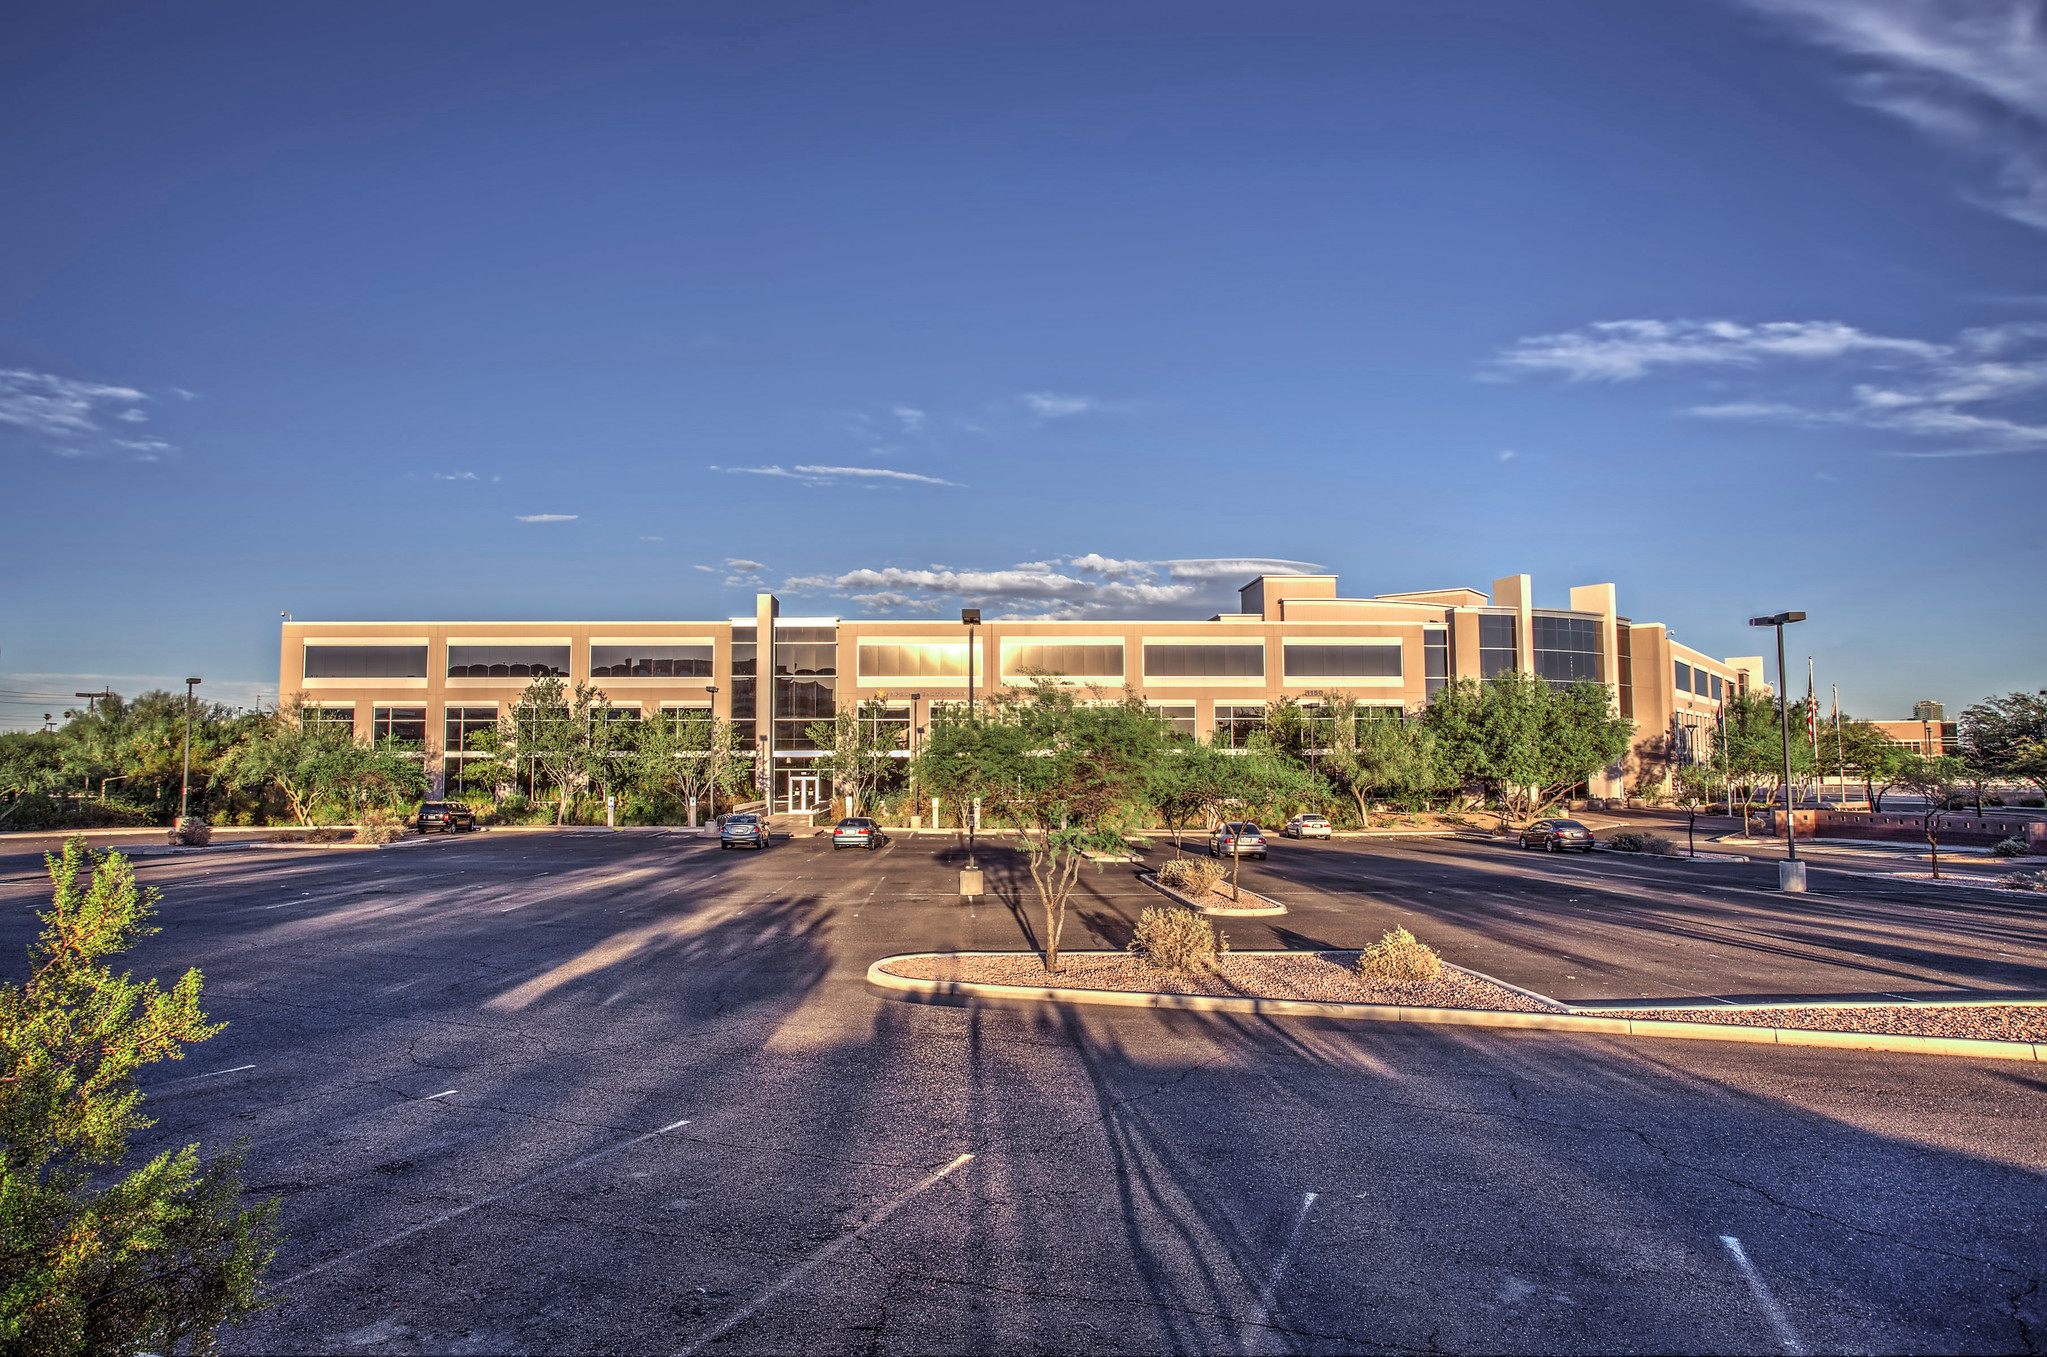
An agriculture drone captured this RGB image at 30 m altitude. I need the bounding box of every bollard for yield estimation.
[1778,860,1807,892]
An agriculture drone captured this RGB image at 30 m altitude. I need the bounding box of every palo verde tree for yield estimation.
[627,709,752,826]
[1895,754,1968,880]
[467,676,615,824]
[1821,717,1912,812]
[1315,694,1434,827]
[216,696,370,826]
[916,681,1169,974]
[1,838,278,1354]
[1959,690,2047,801]
[1423,673,1632,821]
[807,698,906,818]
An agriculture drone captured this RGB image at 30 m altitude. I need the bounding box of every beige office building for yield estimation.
[278,572,1765,810]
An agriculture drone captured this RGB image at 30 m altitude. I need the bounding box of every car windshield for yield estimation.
[1227,823,1262,834]
[838,819,871,829]
[1298,816,1326,822]
[1555,820,1587,831]
[727,815,756,825]
[420,803,448,812]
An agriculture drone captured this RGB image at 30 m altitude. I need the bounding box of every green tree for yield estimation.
[1423,674,1632,821]
[1145,739,1239,854]
[1,839,278,1353]
[1823,718,1912,812]
[469,676,615,824]
[1316,695,1432,828]
[807,698,906,818]
[215,697,358,826]
[1959,690,2047,799]
[626,711,751,825]
[1895,755,1968,879]
[915,682,1168,973]
[1717,690,1809,833]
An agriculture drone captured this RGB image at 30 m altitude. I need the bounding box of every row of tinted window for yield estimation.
[1674,661,1724,700]
[1281,644,1400,678]
[447,646,570,678]
[1143,644,1264,677]
[1478,615,1517,679]
[589,645,712,678]
[859,643,970,679]
[1004,643,1125,677]
[1533,617,1603,686]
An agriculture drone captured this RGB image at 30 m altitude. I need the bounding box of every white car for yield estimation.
[1282,814,1332,840]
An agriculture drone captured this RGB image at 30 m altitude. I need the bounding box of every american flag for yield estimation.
[1805,659,1817,751]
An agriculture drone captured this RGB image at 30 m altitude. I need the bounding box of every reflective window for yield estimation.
[1003,642,1124,677]
[1148,703,1197,736]
[1695,667,1712,696]
[1143,644,1264,677]
[372,706,427,744]
[1532,616,1601,690]
[304,645,428,679]
[1710,674,1723,701]
[446,646,569,678]
[1424,628,1449,698]
[858,643,969,679]
[444,706,496,752]
[590,645,712,678]
[305,705,354,732]
[1479,615,1517,678]
[1283,644,1400,678]
[1674,660,1692,694]
[1215,703,1266,748]
[775,643,837,677]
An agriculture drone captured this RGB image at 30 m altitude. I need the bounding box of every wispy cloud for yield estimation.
[0,368,169,461]
[514,513,579,522]
[1499,316,2047,456]
[1739,0,2047,230]
[433,471,481,481]
[725,558,766,572]
[892,406,927,432]
[780,554,1324,620]
[639,535,663,541]
[1020,391,1095,419]
[708,463,962,487]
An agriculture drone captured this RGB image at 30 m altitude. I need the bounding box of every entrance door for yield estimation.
[788,775,821,813]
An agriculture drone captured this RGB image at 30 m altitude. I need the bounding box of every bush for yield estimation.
[1642,834,1681,856]
[2002,870,2047,894]
[169,817,211,846]
[309,826,348,842]
[2022,798,2045,809]
[1358,927,1442,982]
[1607,831,1646,852]
[355,806,406,846]
[1994,837,2030,858]
[1157,856,1225,898]
[1127,905,1228,972]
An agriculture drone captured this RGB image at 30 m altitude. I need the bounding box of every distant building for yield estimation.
[278,572,1767,809]
[1875,705,1959,757]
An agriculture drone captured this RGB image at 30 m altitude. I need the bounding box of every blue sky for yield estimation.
[2,0,2042,728]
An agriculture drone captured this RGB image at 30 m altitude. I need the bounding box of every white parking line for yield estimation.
[422,1089,458,1101]
[1243,1191,1318,1348]
[149,1063,256,1088]
[275,1118,691,1287]
[675,1153,974,1356]
[1719,1235,1806,1355]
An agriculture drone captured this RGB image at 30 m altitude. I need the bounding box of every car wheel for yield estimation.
[1547,839,1559,852]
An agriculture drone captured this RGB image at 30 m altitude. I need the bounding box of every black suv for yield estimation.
[416,801,477,834]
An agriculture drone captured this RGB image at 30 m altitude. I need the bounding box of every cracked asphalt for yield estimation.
[2,830,2043,1355]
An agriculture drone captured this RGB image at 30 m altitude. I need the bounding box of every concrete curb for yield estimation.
[865,951,2045,1063]
[97,841,262,859]
[1832,868,2038,896]
[1137,871,1286,917]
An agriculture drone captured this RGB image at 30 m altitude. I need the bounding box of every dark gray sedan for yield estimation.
[719,813,772,850]
[1519,818,1594,852]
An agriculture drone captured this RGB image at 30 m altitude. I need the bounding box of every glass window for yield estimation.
[589,645,712,678]
[1215,703,1266,748]
[444,705,497,753]
[776,679,835,720]
[446,646,569,679]
[1002,642,1124,677]
[775,642,837,677]
[1695,667,1711,697]
[372,706,427,744]
[775,626,837,643]
[858,643,969,679]
[1142,644,1264,678]
[1424,627,1449,698]
[1148,703,1198,736]
[1479,615,1517,679]
[305,705,355,732]
[1617,622,1634,719]
[1282,644,1400,678]
[304,645,428,679]
[1674,661,1692,694]
[1531,615,1601,690]
[1710,673,1723,702]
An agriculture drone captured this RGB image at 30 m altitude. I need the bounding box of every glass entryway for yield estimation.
[784,774,822,813]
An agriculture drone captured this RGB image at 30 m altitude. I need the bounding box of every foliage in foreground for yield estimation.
[1127,906,1229,974]
[0,839,278,1355]
[1357,927,1443,983]
[1156,856,1225,897]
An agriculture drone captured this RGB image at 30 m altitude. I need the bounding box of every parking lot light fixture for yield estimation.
[1747,612,1805,868]
[962,609,980,871]
[181,677,202,820]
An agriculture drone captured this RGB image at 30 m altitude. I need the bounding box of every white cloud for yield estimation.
[514,513,578,522]
[640,535,663,541]
[779,555,1324,620]
[1020,391,1094,418]
[693,564,717,572]
[1504,316,2047,456]
[710,463,961,487]
[1740,0,2047,230]
[433,471,481,481]
[0,368,167,460]
[725,558,766,572]
[1497,449,1517,461]
[893,406,927,432]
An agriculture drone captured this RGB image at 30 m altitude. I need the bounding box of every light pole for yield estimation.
[962,609,980,870]
[1747,613,1804,885]
[180,676,203,820]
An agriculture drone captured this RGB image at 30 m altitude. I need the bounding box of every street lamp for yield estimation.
[180,676,203,820]
[1747,613,1805,887]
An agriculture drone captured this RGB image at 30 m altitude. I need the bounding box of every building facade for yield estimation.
[277,572,1766,810]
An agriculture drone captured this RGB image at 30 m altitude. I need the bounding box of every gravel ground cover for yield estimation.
[1140,872,1283,912]
[880,950,1561,1012]
[1599,1002,2047,1042]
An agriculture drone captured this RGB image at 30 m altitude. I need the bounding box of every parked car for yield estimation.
[1282,814,1332,840]
[831,817,890,851]
[1208,821,1268,860]
[415,801,476,834]
[720,813,772,850]
[1519,818,1594,852]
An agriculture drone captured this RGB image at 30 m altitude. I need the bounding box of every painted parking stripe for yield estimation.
[675,1153,975,1356]
[276,1118,691,1287]
[1243,1191,1318,1349]
[148,1063,256,1089]
[1719,1235,1807,1355]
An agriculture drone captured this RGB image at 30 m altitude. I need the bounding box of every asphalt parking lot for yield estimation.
[2,831,2043,1354]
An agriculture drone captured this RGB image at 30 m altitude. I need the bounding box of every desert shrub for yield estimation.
[355,806,406,846]
[1357,926,1442,982]
[309,826,348,842]
[1993,837,2030,858]
[1127,905,1228,972]
[170,817,211,847]
[1607,831,1646,853]
[1642,834,1680,856]
[1157,856,1225,897]
[267,830,304,843]
[2001,870,2047,893]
